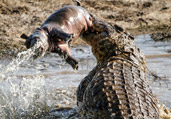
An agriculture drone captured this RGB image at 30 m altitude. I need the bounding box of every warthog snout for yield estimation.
[25,37,38,49]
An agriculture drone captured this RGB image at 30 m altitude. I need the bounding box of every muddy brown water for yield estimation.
[0,34,170,118]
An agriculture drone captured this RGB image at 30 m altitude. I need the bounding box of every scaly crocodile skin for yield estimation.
[77,16,159,119]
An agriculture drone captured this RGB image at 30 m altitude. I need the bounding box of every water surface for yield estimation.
[0,34,170,118]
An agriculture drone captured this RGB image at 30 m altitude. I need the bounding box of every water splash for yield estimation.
[0,42,43,80]
[0,75,46,119]
[0,42,79,119]
[0,42,48,119]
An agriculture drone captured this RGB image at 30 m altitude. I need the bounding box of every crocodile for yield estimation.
[76,16,159,119]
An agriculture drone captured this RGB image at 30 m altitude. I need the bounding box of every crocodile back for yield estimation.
[77,17,159,119]
[80,58,159,119]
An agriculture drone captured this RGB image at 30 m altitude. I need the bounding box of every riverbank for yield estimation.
[0,0,170,57]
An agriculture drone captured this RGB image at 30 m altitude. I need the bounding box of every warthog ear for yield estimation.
[20,33,29,40]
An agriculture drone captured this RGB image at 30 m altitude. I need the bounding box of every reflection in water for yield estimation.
[0,35,170,118]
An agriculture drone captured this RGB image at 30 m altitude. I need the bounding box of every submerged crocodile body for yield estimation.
[76,17,159,119]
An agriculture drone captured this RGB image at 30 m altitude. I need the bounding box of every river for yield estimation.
[0,34,170,118]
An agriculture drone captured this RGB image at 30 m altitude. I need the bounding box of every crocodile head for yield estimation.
[82,24,146,71]
[82,30,120,63]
